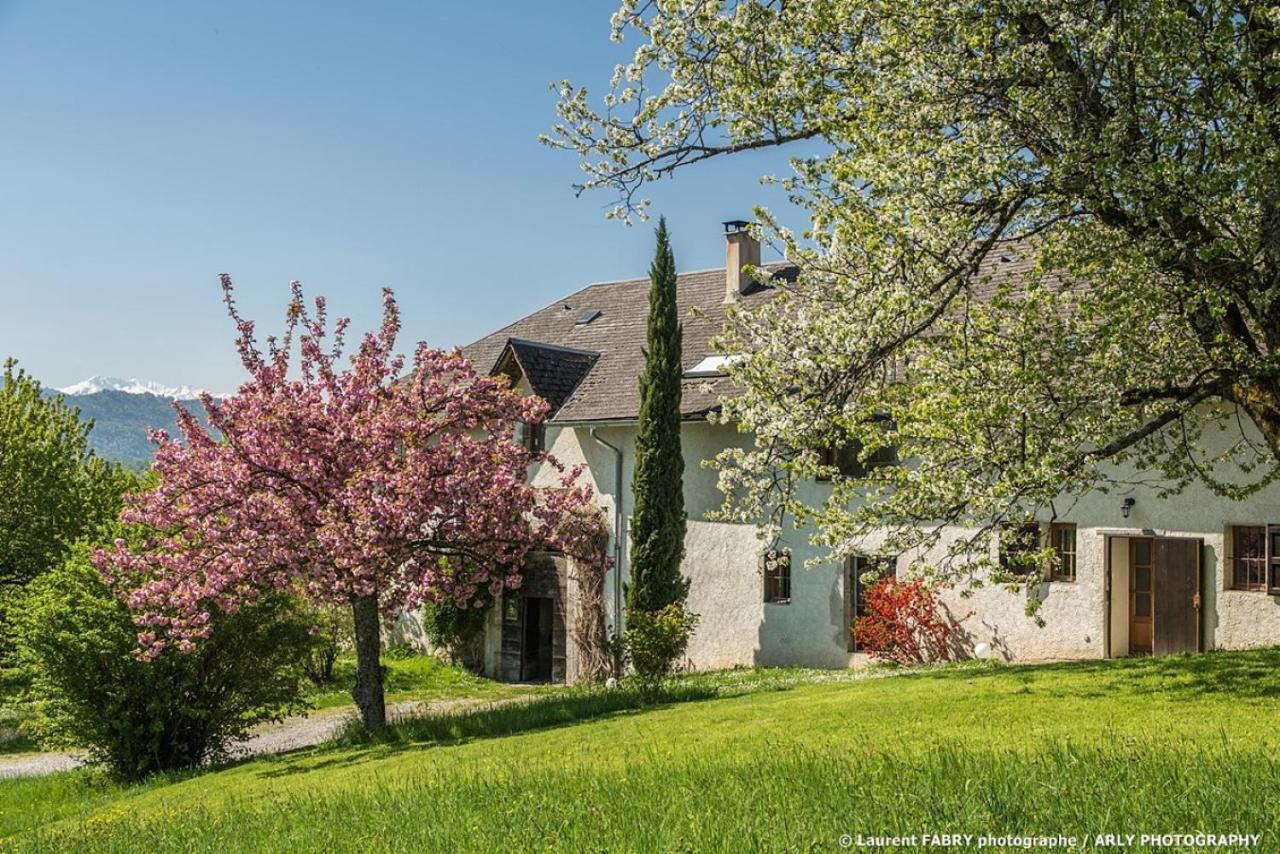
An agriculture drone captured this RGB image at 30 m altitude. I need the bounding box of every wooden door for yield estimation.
[1153,537,1201,655]
[1129,538,1154,655]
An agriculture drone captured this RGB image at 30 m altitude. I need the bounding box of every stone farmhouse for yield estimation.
[457,223,1280,682]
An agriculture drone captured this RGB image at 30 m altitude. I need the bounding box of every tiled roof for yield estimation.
[463,244,1041,424]
[494,338,600,416]
[463,263,796,423]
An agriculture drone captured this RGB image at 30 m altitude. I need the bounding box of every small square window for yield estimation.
[816,441,899,481]
[518,421,546,455]
[763,547,792,604]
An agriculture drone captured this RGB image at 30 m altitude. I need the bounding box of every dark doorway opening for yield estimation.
[496,554,568,683]
[520,596,554,682]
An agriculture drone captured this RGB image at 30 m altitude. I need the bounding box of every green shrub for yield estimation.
[296,602,352,685]
[418,599,488,671]
[17,545,316,780]
[625,603,698,691]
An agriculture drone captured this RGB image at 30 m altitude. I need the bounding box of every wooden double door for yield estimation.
[1128,537,1201,656]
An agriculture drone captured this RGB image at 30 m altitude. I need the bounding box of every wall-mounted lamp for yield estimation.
[1121,498,1135,519]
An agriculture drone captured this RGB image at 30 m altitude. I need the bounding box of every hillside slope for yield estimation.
[5,651,1280,851]
[43,389,212,465]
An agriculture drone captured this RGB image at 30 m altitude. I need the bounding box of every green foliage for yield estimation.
[627,217,689,615]
[294,602,351,686]
[418,601,488,649]
[16,545,316,781]
[550,1,1280,594]
[418,599,489,669]
[624,602,698,690]
[0,360,132,588]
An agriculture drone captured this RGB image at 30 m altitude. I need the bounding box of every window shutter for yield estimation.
[1223,525,1234,591]
[850,559,862,652]
[851,560,862,615]
[1041,523,1052,583]
[1268,525,1280,595]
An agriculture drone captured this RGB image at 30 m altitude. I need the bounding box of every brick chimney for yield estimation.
[723,220,760,303]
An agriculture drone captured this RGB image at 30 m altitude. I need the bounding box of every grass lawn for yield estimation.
[305,649,532,711]
[4,650,1280,851]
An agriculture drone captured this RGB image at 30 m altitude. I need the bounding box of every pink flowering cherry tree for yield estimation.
[96,277,604,729]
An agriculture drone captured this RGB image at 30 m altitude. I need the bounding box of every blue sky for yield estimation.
[0,1,799,393]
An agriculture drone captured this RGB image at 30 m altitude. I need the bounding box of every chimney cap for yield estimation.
[722,219,751,234]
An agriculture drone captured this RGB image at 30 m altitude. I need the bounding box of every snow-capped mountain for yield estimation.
[42,379,219,465]
[58,376,211,400]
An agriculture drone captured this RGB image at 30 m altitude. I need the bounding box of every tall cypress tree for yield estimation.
[627,217,689,614]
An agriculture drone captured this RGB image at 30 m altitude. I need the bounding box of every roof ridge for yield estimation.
[507,337,602,358]
[581,259,796,288]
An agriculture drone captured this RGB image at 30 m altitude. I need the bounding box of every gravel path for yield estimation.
[0,696,498,780]
[0,751,80,779]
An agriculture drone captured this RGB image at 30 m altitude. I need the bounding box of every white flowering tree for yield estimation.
[546,1,1280,584]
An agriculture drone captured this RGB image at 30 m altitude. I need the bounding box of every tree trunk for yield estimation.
[350,594,386,730]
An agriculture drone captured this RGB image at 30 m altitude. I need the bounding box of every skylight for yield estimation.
[576,308,602,325]
[684,355,743,378]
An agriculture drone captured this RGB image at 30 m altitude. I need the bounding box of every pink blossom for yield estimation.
[95,278,608,651]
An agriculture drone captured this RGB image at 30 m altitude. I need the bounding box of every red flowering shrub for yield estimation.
[853,577,956,665]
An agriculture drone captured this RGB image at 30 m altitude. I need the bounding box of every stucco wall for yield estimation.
[931,552,1106,661]
[919,504,1280,660]
[1214,590,1280,649]
[538,421,861,670]
[532,415,1280,671]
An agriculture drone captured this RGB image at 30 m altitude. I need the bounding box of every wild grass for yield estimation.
[0,771,132,839]
[17,741,1279,852]
[5,649,1280,851]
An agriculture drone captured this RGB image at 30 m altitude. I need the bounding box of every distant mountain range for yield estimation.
[46,378,220,466]
[57,375,215,400]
